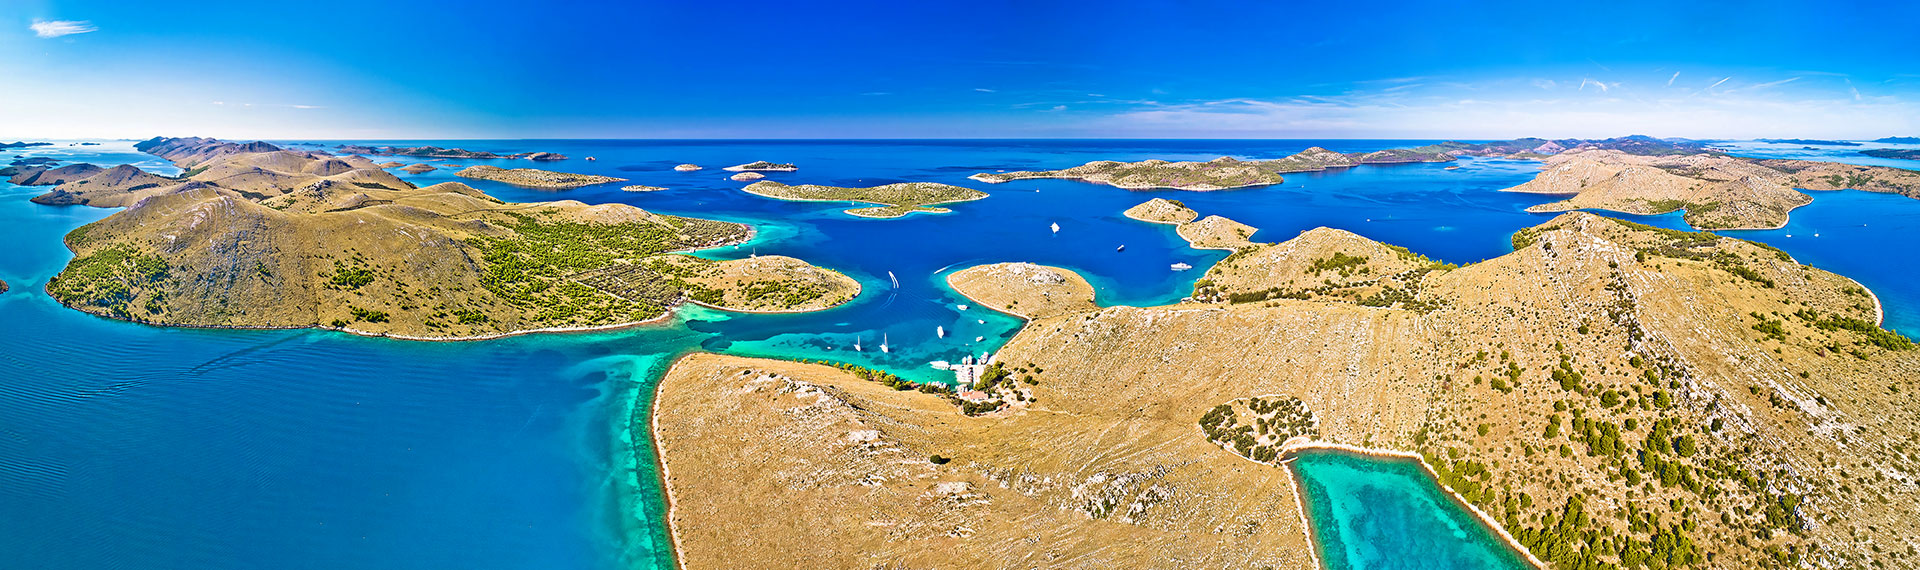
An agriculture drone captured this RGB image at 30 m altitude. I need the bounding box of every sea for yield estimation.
[2,138,1916,569]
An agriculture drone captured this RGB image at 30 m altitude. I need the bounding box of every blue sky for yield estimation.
[5,0,1918,139]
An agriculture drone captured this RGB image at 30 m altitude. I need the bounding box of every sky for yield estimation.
[4,0,1919,140]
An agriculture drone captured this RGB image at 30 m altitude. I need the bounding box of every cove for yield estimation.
[1286,448,1536,570]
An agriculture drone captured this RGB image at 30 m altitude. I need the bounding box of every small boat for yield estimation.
[888,271,900,288]
[1116,244,1126,252]
[1050,222,1060,234]
[854,335,863,352]
[1171,262,1193,271]
[880,334,890,353]
[974,336,984,342]
[976,319,984,324]
[956,304,969,311]
[937,326,946,338]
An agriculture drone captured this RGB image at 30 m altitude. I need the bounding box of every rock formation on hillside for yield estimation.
[654,212,1919,569]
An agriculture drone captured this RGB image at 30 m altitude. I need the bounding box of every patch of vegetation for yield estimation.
[1199,396,1317,463]
[1307,252,1368,276]
[47,244,171,318]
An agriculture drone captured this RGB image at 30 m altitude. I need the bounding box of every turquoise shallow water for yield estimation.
[2,139,1916,569]
[1287,449,1533,570]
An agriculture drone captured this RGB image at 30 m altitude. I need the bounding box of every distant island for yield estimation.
[1872,136,1920,144]
[740,180,987,218]
[1861,149,1920,160]
[621,184,667,192]
[399,163,436,173]
[1757,138,1861,146]
[966,137,1717,191]
[653,211,1912,569]
[724,161,798,172]
[0,141,51,150]
[673,164,702,172]
[1502,148,1920,229]
[455,165,625,189]
[37,136,857,339]
[337,145,568,161]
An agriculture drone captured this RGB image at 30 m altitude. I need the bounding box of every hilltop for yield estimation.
[653,212,1920,569]
[1502,149,1920,229]
[945,262,1096,319]
[41,137,855,339]
[740,180,987,218]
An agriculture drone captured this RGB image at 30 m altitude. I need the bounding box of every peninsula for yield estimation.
[654,212,1919,569]
[455,165,625,189]
[740,180,987,218]
[40,137,856,339]
[1861,149,1920,160]
[1502,148,1920,229]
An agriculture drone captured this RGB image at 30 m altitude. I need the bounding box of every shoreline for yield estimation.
[649,353,692,570]
[1274,441,1548,570]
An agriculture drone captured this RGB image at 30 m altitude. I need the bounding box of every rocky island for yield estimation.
[723,161,797,172]
[40,137,856,339]
[945,262,1096,319]
[654,212,1920,569]
[740,180,987,218]
[455,165,625,189]
[1502,149,1920,229]
[621,184,666,192]
[1120,197,1198,224]
[399,163,436,174]
[673,164,702,172]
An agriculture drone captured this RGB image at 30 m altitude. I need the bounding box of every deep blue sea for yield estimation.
[2,139,1916,569]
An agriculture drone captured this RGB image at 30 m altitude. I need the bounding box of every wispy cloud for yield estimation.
[1532,79,1557,90]
[1727,76,1801,92]
[974,88,997,93]
[1667,72,1680,86]
[1707,77,1732,90]
[31,19,97,38]
[1578,78,1614,93]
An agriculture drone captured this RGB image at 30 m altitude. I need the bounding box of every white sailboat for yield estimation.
[880,334,890,353]
[937,326,946,338]
[1050,222,1060,234]
[854,335,863,352]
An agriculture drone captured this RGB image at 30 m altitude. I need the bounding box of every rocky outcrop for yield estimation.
[723,161,797,172]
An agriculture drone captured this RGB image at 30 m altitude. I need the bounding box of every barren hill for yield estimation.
[655,212,1920,569]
